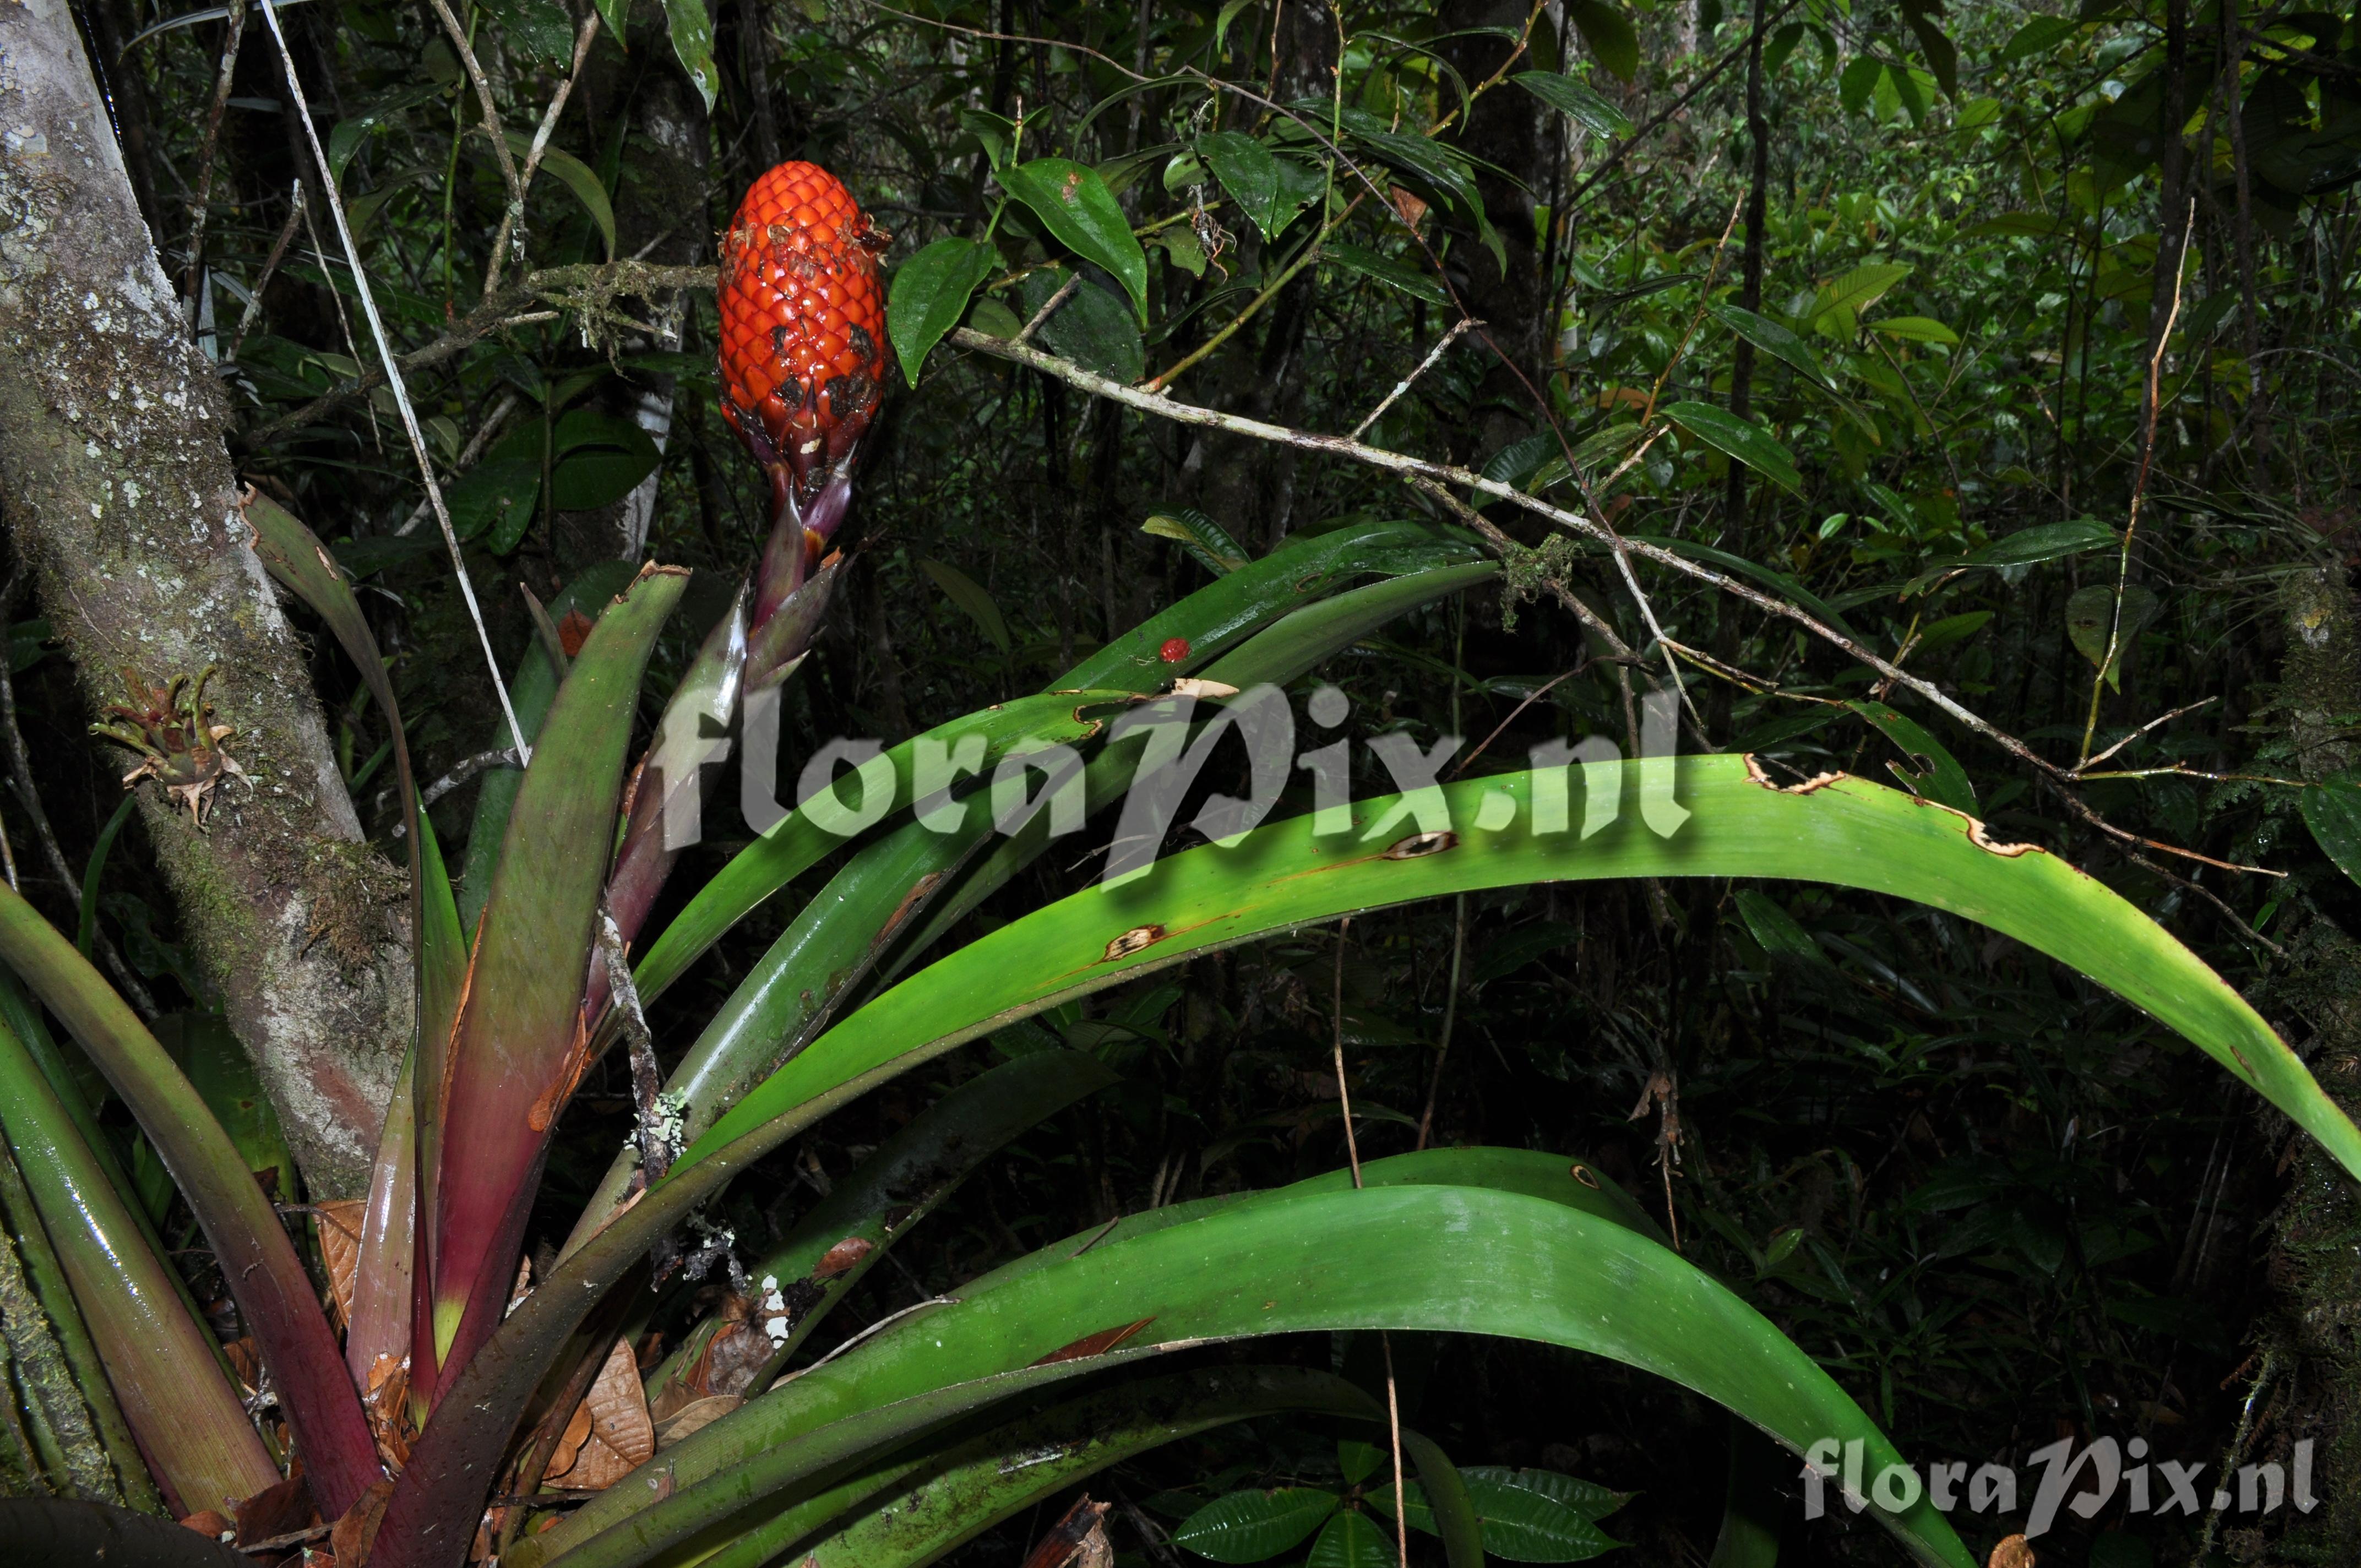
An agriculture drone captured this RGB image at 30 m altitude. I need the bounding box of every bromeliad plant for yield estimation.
[6,165,2361,1568]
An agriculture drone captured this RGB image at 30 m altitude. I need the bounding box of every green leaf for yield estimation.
[2065,583,2159,690]
[1325,243,1450,305]
[1176,1488,1342,1561]
[173,1014,297,1205]
[1197,132,1293,241]
[1704,301,1838,392]
[1838,55,1885,116]
[1974,518,2117,567]
[2302,775,2361,890]
[918,557,1013,653]
[1660,402,1803,493]
[593,0,630,42]
[1020,268,1145,382]
[1811,262,1913,323]
[1511,70,1633,137]
[662,0,719,109]
[888,238,1000,385]
[1339,1440,1384,1487]
[643,1051,1120,1405]
[1845,700,1975,813]
[503,132,614,260]
[0,1014,267,1511]
[1565,0,1639,80]
[1869,315,1960,345]
[1401,1433,1488,1568]
[428,565,687,1379]
[482,0,572,66]
[1143,508,1250,574]
[997,159,1150,321]
[444,454,541,545]
[1459,1471,1624,1562]
[1900,0,1957,98]
[0,885,381,1515]
[1999,14,2080,62]
[1307,1509,1396,1568]
[326,82,447,184]
[547,409,661,511]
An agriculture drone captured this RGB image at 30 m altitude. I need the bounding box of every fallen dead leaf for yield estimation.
[545,1335,655,1491]
[235,1470,314,1546]
[1988,1537,2034,1568]
[1022,1495,1113,1568]
[179,1509,233,1540]
[653,1393,744,1447]
[330,1478,395,1567]
[314,1199,366,1330]
[813,1236,874,1280]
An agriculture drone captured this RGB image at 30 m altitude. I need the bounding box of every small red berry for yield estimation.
[1159,636,1191,665]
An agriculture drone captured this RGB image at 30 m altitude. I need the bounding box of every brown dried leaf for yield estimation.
[1030,1317,1155,1366]
[235,1471,314,1546]
[361,1353,415,1471]
[314,1199,366,1331]
[1987,1538,2035,1568]
[180,1510,234,1540]
[545,1336,654,1490]
[812,1235,874,1280]
[557,609,595,657]
[1022,1496,1112,1568]
[330,1478,395,1567]
[654,1393,744,1447]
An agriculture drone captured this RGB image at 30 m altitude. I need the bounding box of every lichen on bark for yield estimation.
[0,0,408,1194]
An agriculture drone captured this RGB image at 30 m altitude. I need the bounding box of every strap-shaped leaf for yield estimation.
[0,886,378,1515]
[642,1050,1118,1403]
[428,564,687,1390]
[0,1015,276,1513]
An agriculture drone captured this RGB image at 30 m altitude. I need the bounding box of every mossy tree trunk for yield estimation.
[0,0,407,1195]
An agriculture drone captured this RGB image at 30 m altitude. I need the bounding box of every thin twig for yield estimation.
[1145,192,1366,391]
[1415,895,1466,1151]
[181,0,249,301]
[1564,0,1806,211]
[1350,319,1481,440]
[226,182,307,363]
[258,0,534,764]
[1014,274,1080,344]
[961,329,2277,879]
[423,0,526,230]
[482,14,604,300]
[391,747,521,826]
[2081,198,2197,765]
[2075,698,2218,774]
[1331,917,1362,1181]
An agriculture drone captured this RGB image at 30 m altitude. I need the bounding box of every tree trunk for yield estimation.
[0,0,407,1195]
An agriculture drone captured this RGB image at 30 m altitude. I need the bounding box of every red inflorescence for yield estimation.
[718,162,891,508]
[1159,636,1192,664]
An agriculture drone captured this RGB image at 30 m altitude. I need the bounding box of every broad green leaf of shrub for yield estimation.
[1326,243,1449,304]
[1565,0,1638,79]
[888,237,999,385]
[2302,775,2361,890]
[444,455,540,546]
[501,133,614,260]
[918,558,1011,654]
[997,159,1149,320]
[1307,1509,1396,1568]
[1846,699,1976,813]
[1870,315,1960,345]
[1174,1488,1340,1561]
[663,0,719,109]
[1512,70,1633,137]
[2065,583,2159,690]
[1020,268,1144,382]
[1661,402,1803,493]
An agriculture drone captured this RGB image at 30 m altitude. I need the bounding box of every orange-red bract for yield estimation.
[717,162,890,510]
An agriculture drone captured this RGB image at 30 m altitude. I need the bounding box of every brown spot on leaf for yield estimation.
[1030,1316,1156,1365]
[1569,1163,1601,1189]
[558,609,595,657]
[1103,924,1166,962]
[1384,829,1457,859]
